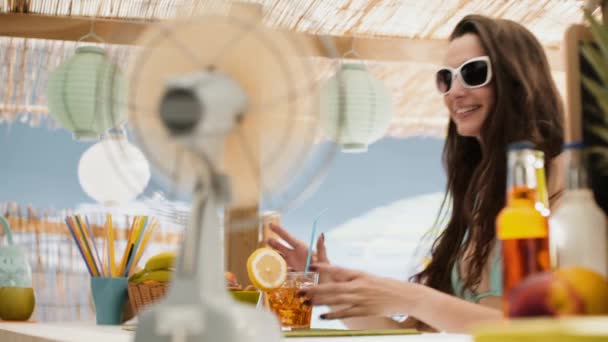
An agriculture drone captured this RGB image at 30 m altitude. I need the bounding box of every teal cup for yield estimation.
[91,277,128,325]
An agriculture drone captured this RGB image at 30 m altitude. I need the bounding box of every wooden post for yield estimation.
[223,2,264,287]
[224,206,260,286]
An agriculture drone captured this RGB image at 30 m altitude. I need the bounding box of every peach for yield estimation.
[509,267,608,318]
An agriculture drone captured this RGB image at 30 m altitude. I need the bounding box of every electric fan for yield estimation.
[102,10,340,342]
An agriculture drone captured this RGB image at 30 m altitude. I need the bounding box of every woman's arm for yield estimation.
[265,225,501,331]
[406,283,502,333]
[302,265,502,333]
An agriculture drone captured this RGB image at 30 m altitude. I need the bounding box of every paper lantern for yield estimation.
[78,132,151,205]
[47,46,126,140]
[320,63,394,153]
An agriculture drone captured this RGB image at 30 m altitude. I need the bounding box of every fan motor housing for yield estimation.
[159,71,248,138]
[160,87,204,135]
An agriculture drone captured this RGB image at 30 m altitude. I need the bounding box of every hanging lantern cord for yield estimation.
[342,48,361,59]
[342,37,362,60]
[341,38,369,72]
[78,19,105,44]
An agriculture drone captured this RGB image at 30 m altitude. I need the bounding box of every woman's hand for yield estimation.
[298,264,420,320]
[266,223,330,273]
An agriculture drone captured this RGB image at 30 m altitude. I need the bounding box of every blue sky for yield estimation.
[0,122,446,240]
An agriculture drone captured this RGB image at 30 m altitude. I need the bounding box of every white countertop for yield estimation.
[0,322,473,342]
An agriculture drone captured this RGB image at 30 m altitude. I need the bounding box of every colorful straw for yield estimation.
[75,215,100,277]
[118,216,139,276]
[124,216,148,276]
[64,214,157,278]
[65,217,94,277]
[107,214,116,277]
[85,216,104,276]
[130,219,158,275]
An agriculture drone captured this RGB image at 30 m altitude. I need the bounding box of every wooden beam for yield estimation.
[0,13,564,70]
[0,13,149,45]
[308,35,448,64]
[307,34,564,71]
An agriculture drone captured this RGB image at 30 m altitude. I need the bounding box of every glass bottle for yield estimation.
[496,142,551,315]
[549,142,607,277]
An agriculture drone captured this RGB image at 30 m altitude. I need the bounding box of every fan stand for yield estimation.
[133,71,282,342]
[134,178,282,342]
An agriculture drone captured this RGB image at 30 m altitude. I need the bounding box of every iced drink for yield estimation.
[267,272,318,330]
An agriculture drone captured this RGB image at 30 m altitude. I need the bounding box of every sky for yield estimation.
[0,121,446,241]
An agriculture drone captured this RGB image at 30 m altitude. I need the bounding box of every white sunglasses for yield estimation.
[436,56,493,95]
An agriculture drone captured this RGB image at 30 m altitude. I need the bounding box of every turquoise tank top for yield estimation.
[451,241,503,303]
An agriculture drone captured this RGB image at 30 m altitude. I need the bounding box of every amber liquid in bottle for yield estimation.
[497,186,551,315]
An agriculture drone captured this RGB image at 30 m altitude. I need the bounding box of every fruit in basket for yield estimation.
[129,252,176,284]
[129,269,145,283]
[0,287,35,321]
[144,252,177,272]
[246,247,287,291]
[131,270,172,284]
[509,266,608,317]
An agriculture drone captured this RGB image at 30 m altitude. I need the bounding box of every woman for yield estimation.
[267,14,564,333]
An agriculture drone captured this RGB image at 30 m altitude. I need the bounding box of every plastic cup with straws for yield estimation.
[64,214,158,325]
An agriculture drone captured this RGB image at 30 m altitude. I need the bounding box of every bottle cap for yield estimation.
[564,141,585,150]
[507,141,535,151]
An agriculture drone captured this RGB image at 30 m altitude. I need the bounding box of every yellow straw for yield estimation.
[102,220,108,276]
[130,219,158,276]
[107,214,116,277]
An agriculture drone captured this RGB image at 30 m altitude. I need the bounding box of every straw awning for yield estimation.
[0,0,587,137]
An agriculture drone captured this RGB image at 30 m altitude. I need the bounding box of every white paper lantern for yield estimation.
[47,46,126,140]
[320,63,394,153]
[78,132,151,205]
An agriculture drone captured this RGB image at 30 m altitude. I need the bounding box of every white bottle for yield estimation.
[550,142,608,277]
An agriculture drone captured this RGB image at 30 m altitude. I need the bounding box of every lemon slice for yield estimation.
[247,247,287,291]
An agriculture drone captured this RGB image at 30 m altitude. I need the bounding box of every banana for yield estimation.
[132,270,172,284]
[129,269,146,283]
[144,252,177,272]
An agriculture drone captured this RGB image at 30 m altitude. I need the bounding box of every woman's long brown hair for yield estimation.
[413,15,564,297]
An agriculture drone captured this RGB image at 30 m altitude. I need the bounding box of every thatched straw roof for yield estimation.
[0,0,589,137]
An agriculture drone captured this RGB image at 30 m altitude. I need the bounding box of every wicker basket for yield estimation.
[128,282,170,316]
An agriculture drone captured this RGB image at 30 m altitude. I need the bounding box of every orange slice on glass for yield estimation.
[246,247,287,291]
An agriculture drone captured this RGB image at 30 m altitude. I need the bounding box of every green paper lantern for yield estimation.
[47,46,127,140]
[320,63,394,153]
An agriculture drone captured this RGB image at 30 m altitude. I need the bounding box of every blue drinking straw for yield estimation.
[65,218,94,277]
[305,208,329,274]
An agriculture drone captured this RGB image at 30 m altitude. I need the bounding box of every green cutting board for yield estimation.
[284,328,419,338]
[123,325,419,337]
